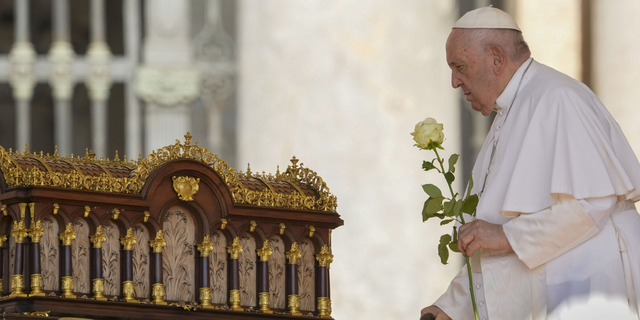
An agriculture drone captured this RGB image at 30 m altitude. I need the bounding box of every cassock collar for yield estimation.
[494,57,535,112]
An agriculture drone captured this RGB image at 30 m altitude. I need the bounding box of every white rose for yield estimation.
[411,117,444,150]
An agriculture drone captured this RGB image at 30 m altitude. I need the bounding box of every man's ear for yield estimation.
[490,45,506,74]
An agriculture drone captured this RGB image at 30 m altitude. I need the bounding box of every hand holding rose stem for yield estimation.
[412,118,479,320]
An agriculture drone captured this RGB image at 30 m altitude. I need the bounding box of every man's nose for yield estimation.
[451,76,462,89]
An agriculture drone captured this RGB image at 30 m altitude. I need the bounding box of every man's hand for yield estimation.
[458,219,512,257]
[421,306,451,320]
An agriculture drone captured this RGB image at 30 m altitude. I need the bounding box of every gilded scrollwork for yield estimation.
[162,208,195,302]
[0,134,337,212]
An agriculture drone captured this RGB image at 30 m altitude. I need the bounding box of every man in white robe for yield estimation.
[421,7,640,320]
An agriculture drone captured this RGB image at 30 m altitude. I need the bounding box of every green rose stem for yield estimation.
[433,148,480,320]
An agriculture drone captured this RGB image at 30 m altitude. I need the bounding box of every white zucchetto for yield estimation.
[454,6,521,31]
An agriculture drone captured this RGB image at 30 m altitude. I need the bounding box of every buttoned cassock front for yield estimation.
[432,58,640,320]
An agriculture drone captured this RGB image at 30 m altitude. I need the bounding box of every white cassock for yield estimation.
[433,58,640,320]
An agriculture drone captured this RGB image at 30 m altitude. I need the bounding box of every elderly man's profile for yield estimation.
[421,6,640,320]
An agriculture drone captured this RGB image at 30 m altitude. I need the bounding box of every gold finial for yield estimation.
[290,156,299,168]
[123,154,127,163]
[246,163,252,177]
[249,221,257,233]
[53,203,59,215]
[29,220,44,243]
[185,132,192,145]
[1,205,7,216]
[112,208,120,220]
[286,242,302,265]
[197,235,214,257]
[29,202,34,220]
[220,219,227,230]
[308,226,315,238]
[53,146,60,159]
[143,211,150,222]
[315,244,334,268]
[227,237,243,259]
[257,240,273,262]
[120,228,136,251]
[84,206,91,217]
[90,225,107,249]
[138,153,142,162]
[59,223,75,246]
[150,230,166,253]
[276,165,281,176]
[113,151,121,164]
[19,203,26,220]
[279,223,286,235]
[23,144,29,156]
[0,235,7,247]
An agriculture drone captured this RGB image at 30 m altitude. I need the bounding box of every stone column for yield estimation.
[149,230,167,305]
[197,235,214,308]
[256,240,273,314]
[120,228,138,303]
[226,237,243,311]
[59,222,76,298]
[90,225,107,300]
[315,244,333,318]
[286,242,302,316]
[28,202,45,296]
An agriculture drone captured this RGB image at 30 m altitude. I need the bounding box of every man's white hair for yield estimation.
[467,28,531,62]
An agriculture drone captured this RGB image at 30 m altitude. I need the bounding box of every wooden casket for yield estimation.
[0,133,343,319]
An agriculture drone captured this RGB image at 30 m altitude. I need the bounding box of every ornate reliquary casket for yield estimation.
[0,133,343,319]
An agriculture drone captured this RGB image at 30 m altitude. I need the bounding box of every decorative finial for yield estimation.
[123,155,127,163]
[290,156,299,168]
[53,146,60,159]
[246,163,252,177]
[113,151,121,164]
[23,144,29,156]
[185,132,192,145]
[138,153,142,161]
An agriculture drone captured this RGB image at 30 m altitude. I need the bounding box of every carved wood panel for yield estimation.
[268,236,285,309]
[133,224,150,299]
[40,217,59,291]
[72,219,90,294]
[298,239,315,311]
[102,221,120,296]
[238,234,256,307]
[162,207,195,302]
[209,231,227,304]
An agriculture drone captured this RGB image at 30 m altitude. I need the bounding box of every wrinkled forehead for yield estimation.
[446,29,479,60]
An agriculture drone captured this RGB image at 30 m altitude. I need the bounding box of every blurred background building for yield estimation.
[0,0,638,319]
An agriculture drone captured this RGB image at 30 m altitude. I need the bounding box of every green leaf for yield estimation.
[462,194,479,214]
[445,172,455,184]
[440,219,454,226]
[422,161,437,172]
[433,213,445,219]
[438,234,452,264]
[453,200,463,217]
[422,199,431,222]
[422,197,444,221]
[422,184,442,199]
[449,227,460,252]
[467,174,474,197]
[443,200,454,215]
[448,154,459,173]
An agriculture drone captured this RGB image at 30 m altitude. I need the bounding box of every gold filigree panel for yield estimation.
[298,239,315,311]
[268,237,285,309]
[238,234,256,307]
[72,219,90,293]
[133,224,150,299]
[102,222,120,296]
[40,217,59,291]
[162,207,195,302]
[209,231,227,304]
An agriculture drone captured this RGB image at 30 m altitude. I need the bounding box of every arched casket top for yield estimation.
[0,133,338,213]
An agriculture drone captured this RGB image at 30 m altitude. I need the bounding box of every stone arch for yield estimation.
[209,230,227,304]
[268,235,286,309]
[162,206,196,302]
[71,218,91,294]
[132,223,150,299]
[102,220,121,296]
[238,233,257,307]
[298,238,315,311]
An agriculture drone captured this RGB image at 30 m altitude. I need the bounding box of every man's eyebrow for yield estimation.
[448,60,462,67]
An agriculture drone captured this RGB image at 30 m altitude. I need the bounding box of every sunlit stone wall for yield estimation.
[237,1,460,319]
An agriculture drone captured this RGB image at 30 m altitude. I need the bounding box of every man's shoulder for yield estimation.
[529,63,592,97]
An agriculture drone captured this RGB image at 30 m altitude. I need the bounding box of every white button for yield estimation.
[476,284,481,289]
[496,125,501,131]
[479,301,485,307]
[486,169,490,174]
[499,111,503,116]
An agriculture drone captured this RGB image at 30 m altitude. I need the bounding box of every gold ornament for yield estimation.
[279,223,286,235]
[30,274,45,296]
[316,244,334,268]
[286,242,302,265]
[259,292,273,314]
[112,208,120,220]
[317,297,331,318]
[249,221,257,232]
[59,223,75,246]
[257,240,273,262]
[227,237,243,260]
[220,219,227,230]
[143,210,150,222]
[150,230,166,253]
[0,234,7,247]
[308,225,315,238]
[172,176,200,201]
[288,294,302,316]
[92,278,107,301]
[53,203,59,215]
[84,205,90,217]
[1,204,6,215]
[29,220,44,243]
[10,274,26,297]
[199,287,214,309]
[120,228,136,251]
[151,283,167,305]
[11,220,28,244]
[90,225,106,248]
[197,235,214,257]
[61,276,76,298]
[122,280,139,303]
[229,289,242,311]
